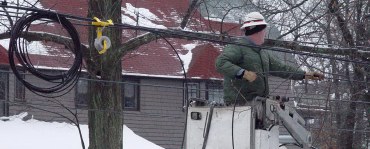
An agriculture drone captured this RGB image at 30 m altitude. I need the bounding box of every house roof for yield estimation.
[1,0,246,79]
[0,45,8,65]
[187,43,222,79]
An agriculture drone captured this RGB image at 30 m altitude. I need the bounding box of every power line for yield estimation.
[10,0,367,52]
[1,99,186,120]
[1,69,369,104]
[1,4,370,65]
[1,4,368,51]
[1,3,369,148]
[113,23,370,64]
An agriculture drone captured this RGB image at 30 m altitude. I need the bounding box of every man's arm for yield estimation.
[268,54,306,80]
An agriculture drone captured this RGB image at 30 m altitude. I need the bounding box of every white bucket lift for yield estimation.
[185,96,312,149]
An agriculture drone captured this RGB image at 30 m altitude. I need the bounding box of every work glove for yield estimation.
[305,72,324,81]
[243,70,257,82]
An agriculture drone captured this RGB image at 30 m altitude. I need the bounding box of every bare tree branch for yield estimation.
[328,0,355,46]
[1,7,13,27]
[180,0,201,29]
[269,0,310,14]
[277,0,325,39]
[0,31,89,51]
[0,26,368,61]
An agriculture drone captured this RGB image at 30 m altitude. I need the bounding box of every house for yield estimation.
[0,1,302,148]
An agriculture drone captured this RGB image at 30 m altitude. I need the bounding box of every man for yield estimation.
[215,12,324,105]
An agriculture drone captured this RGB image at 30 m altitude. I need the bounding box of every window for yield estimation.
[122,79,140,111]
[15,74,25,101]
[304,117,320,127]
[0,70,8,116]
[185,83,200,100]
[75,78,88,109]
[207,82,224,104]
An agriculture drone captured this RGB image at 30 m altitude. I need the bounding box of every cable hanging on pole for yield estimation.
[8,11,83,97]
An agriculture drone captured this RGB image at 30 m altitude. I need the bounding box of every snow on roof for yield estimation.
[0,38,52,55]
[0,113,164,149]
[0,39,9,50]
[122,3,166,29]
[180,43,198,72]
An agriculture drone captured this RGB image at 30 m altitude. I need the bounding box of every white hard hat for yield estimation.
[240,12,267,30]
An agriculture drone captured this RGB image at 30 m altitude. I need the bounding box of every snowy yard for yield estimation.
[0,113,164,149]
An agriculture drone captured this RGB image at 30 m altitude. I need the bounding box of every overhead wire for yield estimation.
[2,4,370,50]
[2,96,370,122]
[152,34,189,149]
[2,69,369,105]
[2,69,370,112]
[0,99,186,120]
[1,3,370,148]
[0,2,367,108]
[1,4,370,65]
[113,23,370,65]
[0,9,89,24]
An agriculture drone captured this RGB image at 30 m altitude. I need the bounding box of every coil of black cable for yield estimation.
[8,12,82,96]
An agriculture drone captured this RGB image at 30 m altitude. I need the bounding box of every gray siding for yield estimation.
[123,78,185,149]
[8,73,84,122]
[7,72,186,149]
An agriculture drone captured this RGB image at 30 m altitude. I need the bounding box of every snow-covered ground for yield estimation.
[0,113,164,149]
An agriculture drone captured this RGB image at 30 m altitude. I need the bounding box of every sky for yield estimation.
[0,113,164,149]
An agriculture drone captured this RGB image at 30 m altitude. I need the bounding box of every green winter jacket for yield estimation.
[215,37,305,103]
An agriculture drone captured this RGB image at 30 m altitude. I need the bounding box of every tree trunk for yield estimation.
[86,1,123,149]
[365,5,370,146]
[328,0,367,147]
[337,62,356,149]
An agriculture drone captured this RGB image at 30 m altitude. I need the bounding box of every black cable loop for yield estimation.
[8,11,82,96]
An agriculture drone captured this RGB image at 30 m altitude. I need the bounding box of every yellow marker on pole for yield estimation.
[92,17,114,54]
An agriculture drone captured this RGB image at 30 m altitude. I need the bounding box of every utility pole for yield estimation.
[86,1,123,149]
